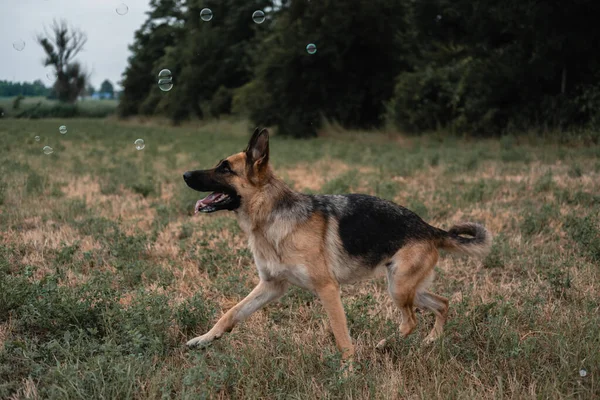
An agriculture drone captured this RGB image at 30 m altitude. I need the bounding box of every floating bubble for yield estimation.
[43,146,53,155]
[116,3,129,15]
[46,71,57,81]
[158,69,172,80]
[306,43,317,55]
[59,125,67,135]
[134,138,145,150]
[157,69,173,91]
[579,369,587,377]
[436,15,442,21]
[200,8,213,22]
[252,10,266,24]
[13,40,25,51]
[35,136,40,142]
[158,79,173,92]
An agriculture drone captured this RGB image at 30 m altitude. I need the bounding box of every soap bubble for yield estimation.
[134,138,145,150]
[200,8,213,22]
[436,15,442,21]
[13,40,25,51]
[116,3,129,15]
[252,10,266,24]
[579,369,587,377]
[59,125,67,135]
[158,79,173,91]
[306,43,317,55]
[46,71,57,81]
[43,146,53,155]
[157,69,173,91]
[158,69,171,79]
[35,136,40,142]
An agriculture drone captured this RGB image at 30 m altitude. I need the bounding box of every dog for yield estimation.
[183,128,492,361]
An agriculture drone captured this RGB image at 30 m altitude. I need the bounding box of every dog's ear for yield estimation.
[246,127,269,169]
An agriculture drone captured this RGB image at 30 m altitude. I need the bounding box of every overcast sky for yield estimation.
[1,0,151,90]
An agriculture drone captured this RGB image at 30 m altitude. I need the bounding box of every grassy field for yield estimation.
[0,97,118,119]
[0,118,599,399]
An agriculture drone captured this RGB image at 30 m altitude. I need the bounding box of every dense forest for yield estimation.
[119,0,600,137]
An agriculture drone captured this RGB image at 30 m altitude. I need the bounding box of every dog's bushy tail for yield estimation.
[436,222,492,259]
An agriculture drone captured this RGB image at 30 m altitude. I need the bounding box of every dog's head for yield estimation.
[183,128,270,214]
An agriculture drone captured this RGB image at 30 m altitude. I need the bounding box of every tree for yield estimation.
[165,0,273,122]
[387,0,600,134]
[118,0,184,117]
[100,80,115,99]
[85,84,95,96]
[37,19,89,103]
[117,0,600,135]
[118,0,272,122]
[244,0,411,137]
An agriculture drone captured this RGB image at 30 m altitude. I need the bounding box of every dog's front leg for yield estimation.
[186,279,288,348]
[314,282,355,361]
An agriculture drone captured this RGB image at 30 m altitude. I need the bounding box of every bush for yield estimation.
[386,63,468,133]
[383,0,600,136]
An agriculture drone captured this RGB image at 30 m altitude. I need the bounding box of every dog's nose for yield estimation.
[183,171,192,182]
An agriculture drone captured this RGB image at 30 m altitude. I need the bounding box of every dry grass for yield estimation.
[0,118,598,399]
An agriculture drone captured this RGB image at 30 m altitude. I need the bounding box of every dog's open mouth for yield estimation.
[195,192,232,214]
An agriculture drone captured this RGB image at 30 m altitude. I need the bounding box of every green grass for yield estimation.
[0,96,118,118]
[0,118,599,398]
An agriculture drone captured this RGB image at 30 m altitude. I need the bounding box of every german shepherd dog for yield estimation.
[183,128,492,361]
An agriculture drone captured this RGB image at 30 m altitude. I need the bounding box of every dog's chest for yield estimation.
[247,227,313,289]
[258,260,312,290]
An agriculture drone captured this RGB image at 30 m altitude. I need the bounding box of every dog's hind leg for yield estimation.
[378,242,439,347]
[415,290,449,343]
[388,281,417,338]
[186,279,288,348]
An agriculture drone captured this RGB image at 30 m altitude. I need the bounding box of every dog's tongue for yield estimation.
[194,192,224,214]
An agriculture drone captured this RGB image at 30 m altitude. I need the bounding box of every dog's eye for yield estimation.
[218,163,233,174]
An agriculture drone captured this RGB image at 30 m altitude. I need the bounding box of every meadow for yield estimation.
[0,118,598,399]
[0,97,118,119]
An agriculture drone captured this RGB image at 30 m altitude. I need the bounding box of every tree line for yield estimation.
[0,78,117,100]
[0,80,51,97]
[118,0,600,137]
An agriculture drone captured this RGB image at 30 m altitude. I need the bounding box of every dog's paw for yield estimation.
[186,334,215,349]
[375,338,388,350]
[341,362,354,378]
[422,334,439,345]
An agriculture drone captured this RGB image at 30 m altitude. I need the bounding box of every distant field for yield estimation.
[0,96,118,118]
[0,118,598,399]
